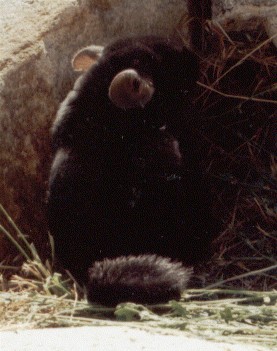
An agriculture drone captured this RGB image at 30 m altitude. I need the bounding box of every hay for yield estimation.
[0,283,276,347]
[179,20,277,291]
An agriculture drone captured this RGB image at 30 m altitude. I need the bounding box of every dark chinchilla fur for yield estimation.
[48,36,216,305]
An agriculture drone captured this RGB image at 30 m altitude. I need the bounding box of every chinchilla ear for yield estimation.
[72,45,104,72]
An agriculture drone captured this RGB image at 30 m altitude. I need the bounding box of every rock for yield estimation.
[212,0,277,47]
[0,0,188,261]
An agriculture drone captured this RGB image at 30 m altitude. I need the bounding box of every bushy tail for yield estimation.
[87,254,192,306]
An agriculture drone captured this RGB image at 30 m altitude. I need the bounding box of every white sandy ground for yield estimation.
[0,326,270,351]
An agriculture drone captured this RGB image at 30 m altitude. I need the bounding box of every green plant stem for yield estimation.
[0,204,31,250]
[0,224,31,261]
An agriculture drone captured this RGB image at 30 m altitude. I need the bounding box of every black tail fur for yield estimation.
[87,255,192,306]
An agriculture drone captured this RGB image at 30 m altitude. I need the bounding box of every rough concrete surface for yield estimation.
[0,0,187,259]
[0,326,269,351]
